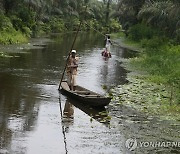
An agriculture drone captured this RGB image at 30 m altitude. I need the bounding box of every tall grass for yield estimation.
[0,30,27,44]
[128,24,180,105]
[0,13,28,44]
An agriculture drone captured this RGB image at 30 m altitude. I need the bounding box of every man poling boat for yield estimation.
[58,6,111,107]
[59,38,112,107]
[61,49,111,107]
[102,35,112,58]
[66,50,79,91]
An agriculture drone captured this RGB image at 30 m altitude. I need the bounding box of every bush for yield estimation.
[0,14,13,31]
[132,44,180,104]
[63,17,79,31]
[17,7,36,30]
[8,8,36,36]
[0,30,27,44]
[9,15,23,31]
[140,44,180,85]
[82,19,102,31]
[39,22,51,34]
[49,17,65,32]
[72,18,80,31]
[0,13,28,44]
[109,19,122,32]
[140,36,167,49]
[21,26,32,37]
[128,23,159,41]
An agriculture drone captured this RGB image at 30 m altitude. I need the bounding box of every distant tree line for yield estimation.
[0,0,179,43]
[0,0,121,42]
[114,0,180,42]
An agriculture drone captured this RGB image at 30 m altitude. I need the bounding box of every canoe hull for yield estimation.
[60,81,111,107]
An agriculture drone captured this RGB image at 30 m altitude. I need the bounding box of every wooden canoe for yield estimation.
[60,81,111,107]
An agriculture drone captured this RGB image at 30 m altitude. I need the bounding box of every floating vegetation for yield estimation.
[102,85,108,90]
[110,75,180,121]
[0,52,17,58]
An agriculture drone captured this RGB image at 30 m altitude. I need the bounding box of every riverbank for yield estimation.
[0,30,28,45]
[110,32,180,121]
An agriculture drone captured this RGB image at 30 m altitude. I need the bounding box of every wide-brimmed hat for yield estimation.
[71,50,76,53]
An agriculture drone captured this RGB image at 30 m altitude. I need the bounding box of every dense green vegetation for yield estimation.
[112,0,180,109]
[110,0,180,116]
[112,30,180,119]
[115,0,180,43]
[0,0,121,44]
[0,0,179,43]
[128,26,180,105]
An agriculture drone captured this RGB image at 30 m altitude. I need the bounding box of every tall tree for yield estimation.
[138,0,180,36]
[105,0,112,25]
[115,0,145,29]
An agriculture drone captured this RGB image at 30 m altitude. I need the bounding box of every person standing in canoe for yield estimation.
[102,35,112,58]
[66,50,79,91]
[105,35,112,56]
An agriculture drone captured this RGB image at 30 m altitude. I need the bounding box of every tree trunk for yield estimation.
[105,0,111,25]
[3,0,11,14]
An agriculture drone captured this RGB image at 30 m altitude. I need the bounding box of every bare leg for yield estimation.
[70,74,73,90]
[71,75,77,91]
[67,73,72,90]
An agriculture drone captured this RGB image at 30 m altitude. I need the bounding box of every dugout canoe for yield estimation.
[60,81,111,107]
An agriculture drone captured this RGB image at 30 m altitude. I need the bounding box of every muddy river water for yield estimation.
[0,33,179,154]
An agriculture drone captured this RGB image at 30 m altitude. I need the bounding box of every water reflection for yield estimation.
[62,99,74,133]
[0,73,40,151]
[99,45,136,91]
[61,97,110,127]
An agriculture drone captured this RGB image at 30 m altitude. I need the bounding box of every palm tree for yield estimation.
[115,0,145,29]
[89,0,104,21]
[138,0,180,36]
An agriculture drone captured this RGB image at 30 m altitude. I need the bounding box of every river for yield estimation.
[0,32,179,154]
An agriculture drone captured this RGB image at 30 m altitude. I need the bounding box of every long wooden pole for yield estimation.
[58,6,88,90]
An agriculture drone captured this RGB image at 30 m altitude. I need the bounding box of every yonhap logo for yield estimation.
[125,138,180,151]
[125,138,138,151]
